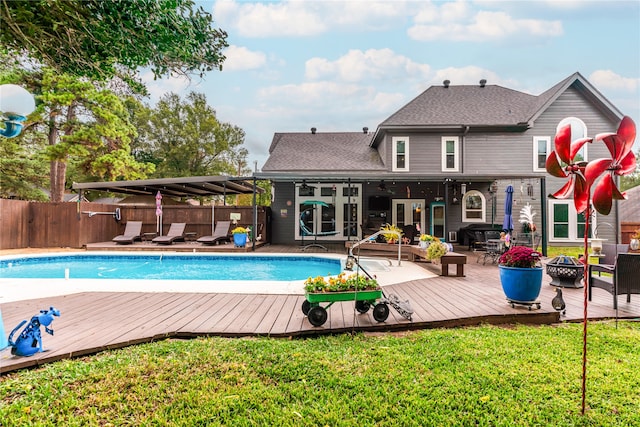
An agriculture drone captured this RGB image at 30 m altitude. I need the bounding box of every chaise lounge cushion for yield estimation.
[152,223,186,245]
[112,221,143,245]
[197,221,231,245]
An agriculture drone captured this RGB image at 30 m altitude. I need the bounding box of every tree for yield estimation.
[0,0,228,84]
[131,92,248,178]
[620,150,640,191]
[6,68,155,201]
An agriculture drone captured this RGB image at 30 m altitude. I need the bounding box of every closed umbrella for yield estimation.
[502,185,514,232]
[155,191,163,236]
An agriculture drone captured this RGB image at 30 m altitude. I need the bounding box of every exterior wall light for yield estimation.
[0,84,36,138]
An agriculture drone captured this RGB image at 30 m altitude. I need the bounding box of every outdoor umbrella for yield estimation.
[502,185,514,232]
[155,191,163,236]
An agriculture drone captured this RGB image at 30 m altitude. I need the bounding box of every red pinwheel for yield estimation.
[546,124,593,213]
[585,116,637,215]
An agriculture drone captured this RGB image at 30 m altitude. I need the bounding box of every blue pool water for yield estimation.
[0,255,342,281]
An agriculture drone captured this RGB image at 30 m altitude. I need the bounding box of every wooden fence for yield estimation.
[621,222,640,244]
[0,199,269,249]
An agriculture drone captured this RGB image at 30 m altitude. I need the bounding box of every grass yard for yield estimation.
[1,322,639,426]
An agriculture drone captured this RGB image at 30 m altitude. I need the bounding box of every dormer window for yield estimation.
[392,137,409,171]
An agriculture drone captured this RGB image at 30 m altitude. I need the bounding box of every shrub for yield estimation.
[499,246,541,268]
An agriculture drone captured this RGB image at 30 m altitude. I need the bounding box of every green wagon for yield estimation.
[302,288,390,327]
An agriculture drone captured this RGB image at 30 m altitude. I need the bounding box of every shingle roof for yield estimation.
[262,132,384,172]
[380,84,537,127]
[619,185,640,222]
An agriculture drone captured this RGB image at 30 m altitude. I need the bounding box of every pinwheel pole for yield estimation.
[546,116,637,415]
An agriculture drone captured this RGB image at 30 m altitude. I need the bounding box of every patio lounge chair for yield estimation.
[112,221,143,245]
[197,220,231,245]
[152,222,186,245]
[589,252,639,309]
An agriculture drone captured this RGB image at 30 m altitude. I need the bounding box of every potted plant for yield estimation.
[380,223,403,244]
[231,226,248,247]
[426,240,447,261]
[630,229,640,251]
[418,233,437,249]
[498,246,543,304]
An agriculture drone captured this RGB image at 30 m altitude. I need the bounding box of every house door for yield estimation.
[430,202,445,240]
[392,199,425,242]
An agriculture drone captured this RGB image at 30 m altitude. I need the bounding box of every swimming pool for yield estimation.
[0,252,433,303]
[0,253,342,281]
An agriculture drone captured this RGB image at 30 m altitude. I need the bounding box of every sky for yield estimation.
[142,0,640,171]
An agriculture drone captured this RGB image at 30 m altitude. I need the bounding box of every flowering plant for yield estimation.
[380,223,403,243]
[426,241,447,260]
[631,229,640,240]
[419,234,438,242]
[231,226,248,234]
[498,246,541,268]
[304,272,379,293]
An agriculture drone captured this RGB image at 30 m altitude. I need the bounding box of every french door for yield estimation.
[391,199,425,242]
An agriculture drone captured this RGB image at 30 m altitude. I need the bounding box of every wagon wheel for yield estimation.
[355,300,371,313]
[308,306,328,327]
[372,303,390,322]
[301,300,311,315]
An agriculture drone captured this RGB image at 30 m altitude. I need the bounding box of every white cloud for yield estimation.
[589,70,639,93]
[214,0,326,37]
[428,66,515,88]
[305,49,430,83]
[140,71,192,103]
[213,0,411,38]
[222,45,267,71]
[408,4,562,41]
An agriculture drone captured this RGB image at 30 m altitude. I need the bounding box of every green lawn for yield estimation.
[1,322,639,426]
[545,246,584,258]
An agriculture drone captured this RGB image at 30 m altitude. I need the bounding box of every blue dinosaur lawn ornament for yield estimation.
[8,307,60,357]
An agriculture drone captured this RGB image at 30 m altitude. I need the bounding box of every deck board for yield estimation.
[2,245,638,374]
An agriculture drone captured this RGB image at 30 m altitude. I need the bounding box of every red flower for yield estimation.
[546,124,593,213]
[584,116,637,215]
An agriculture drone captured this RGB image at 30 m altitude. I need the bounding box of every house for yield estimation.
[259,72,626,252]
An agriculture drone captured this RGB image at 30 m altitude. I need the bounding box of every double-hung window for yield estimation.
[533,136,550,171]
[392,137,409,171]
[441,136,459,172]
[548,200,593,242]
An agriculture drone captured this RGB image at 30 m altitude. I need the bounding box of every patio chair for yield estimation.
[589,252,639,309]
[152,222,186,245]
[112,221,143,245]
[197,220,231,245]
[473,231,487,252]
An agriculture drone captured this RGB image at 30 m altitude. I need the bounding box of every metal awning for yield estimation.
[72,176,263,198]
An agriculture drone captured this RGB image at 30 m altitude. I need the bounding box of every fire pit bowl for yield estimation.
[546,255,584,288]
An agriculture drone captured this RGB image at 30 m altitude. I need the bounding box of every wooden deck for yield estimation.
[2,244,638,374]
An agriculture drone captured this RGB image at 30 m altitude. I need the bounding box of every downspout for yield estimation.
[347,178,352,242]
[461,125,469,174]
[540,177,547,256]
[252,175,257,251]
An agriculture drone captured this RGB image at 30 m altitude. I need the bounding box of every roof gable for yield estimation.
[527,71,623,124]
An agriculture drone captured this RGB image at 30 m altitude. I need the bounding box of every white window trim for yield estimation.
[462,190,486,223]
[392,136,409,171]
[557,117,588,162]
[548,199,594,243]
[533,136,551,172]
[441,136,459,172]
